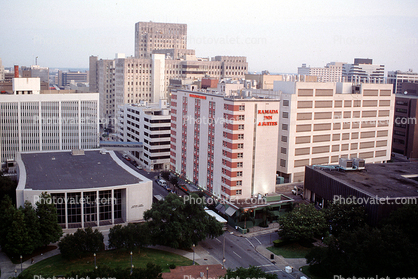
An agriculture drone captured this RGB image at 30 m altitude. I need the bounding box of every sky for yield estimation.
[1,0,417,74]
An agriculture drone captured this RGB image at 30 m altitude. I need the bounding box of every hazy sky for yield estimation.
[1,0,417,73]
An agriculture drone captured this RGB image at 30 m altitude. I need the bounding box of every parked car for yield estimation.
[136,165,143,170]
[156,179,167,187]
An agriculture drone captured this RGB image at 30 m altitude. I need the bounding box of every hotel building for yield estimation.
[275,81,395,182]
[170,89,280,200]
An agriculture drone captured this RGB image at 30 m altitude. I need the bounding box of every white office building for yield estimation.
[117,100,171,171]
[0,78,99,163]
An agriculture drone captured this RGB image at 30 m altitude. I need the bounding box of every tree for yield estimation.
[108,223,149,251]
[278,203,327,242]
[0,195,16,248]
[20,200,42,250]
[222,266,278,279]
[169,175,178,187]
[59,227,104,260]
[384,204,418,244]
[0,172,17,204]
[306,225,418,277]
[4,210,33,256]
[144,193,223,249]
[324,202,366,236]
[160,171,170,181]
[36,192,63,246]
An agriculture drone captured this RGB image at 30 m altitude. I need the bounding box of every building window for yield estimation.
[238,115,245,121]
[237,171,243,177]
[280,159,286,167]
[239,105,245,111]
[237,143,244,149]
[281,136,287,142]
[282,124,288,130]
[237,153,243,158]
[281,147,287,154]
[238,124,244,130]
[238,134,244,139]
[237,162,243,167]
[283,100,289,106]
[236,190,242,195]
[282,112,288,118]
[236,180,242,186]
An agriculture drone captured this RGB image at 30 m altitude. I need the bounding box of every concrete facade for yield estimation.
[117,100,171,171]
[387,69,418,95]
[274,81,395,182]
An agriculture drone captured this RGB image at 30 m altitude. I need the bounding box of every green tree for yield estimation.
[306,225,418,277]
[0,172,17,204]
[278,203,327,242]
[160,171,170,181]
[324,201,366,236]
[144,193,223,249]
[36,192,63,246]
[0,195,16,248]
[4,210,33,256]
[59,227,104,260]
[384,204,418,244]
[108,223,149,251]
[222,266,278,279]
[20,200,42,250]
[169,176,178,187]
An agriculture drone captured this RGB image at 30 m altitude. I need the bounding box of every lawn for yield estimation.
[21,248,193,276]
[267,242,313,258]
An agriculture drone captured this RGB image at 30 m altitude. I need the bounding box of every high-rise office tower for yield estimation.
[135,21,187,58]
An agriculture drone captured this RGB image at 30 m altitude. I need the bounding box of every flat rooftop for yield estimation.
[21,151,141,190]
[309,162,418,198]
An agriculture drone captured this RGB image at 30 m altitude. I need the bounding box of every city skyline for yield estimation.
[0,0,417,73]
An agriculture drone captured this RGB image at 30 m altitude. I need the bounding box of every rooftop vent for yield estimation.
[71,149,85,156]
[339,158,353,170]
[352,158,366,170]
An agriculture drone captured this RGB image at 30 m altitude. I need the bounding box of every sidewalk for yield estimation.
[150,244,221,266]
[255,245,308,278]
[0,245,60,279]
[239,222,280,238]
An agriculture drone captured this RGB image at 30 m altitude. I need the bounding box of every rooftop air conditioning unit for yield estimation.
[352,158,366,170]
[339,158,354,170]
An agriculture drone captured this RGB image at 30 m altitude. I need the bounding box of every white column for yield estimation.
[96,190,100,227]
[111,189,114,225]
[81,192,84,228]
[64,192,68,229]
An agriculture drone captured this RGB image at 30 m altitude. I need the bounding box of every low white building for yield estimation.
[16,149,152,229]
[117,100,171,171]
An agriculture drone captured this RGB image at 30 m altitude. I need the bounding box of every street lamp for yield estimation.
[222,258,226,269]
[206,266,209,279]
[20,255,22,273]
[130,251,133,274]
[192,244,195,265]
[94,253,96,269]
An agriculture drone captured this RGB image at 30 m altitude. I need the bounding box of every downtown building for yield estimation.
[298,62,345,82]
[170,89,280,200]
[89,21,248,130]
[387,69,418,95]
[0,77,99,164]
[117,100,171,171]
[274,81,395,182]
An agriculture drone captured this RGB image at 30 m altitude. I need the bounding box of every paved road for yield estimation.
[200,231,305,278]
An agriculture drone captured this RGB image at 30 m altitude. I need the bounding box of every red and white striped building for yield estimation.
[170,89,280,199]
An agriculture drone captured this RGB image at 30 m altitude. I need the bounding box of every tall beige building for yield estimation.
[135,21,187,58]
[274,81,394,182]
[90,22,248,129]
[298,62,346,82]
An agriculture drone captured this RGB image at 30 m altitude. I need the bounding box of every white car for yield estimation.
[156,179,167,187]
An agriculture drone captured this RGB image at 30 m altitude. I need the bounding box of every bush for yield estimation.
[273,239,288,247]
[169,263,176,269]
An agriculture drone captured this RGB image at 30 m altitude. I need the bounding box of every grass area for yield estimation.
[301,265,328,279]
[267,242,313,258]
[21,248,193,276]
